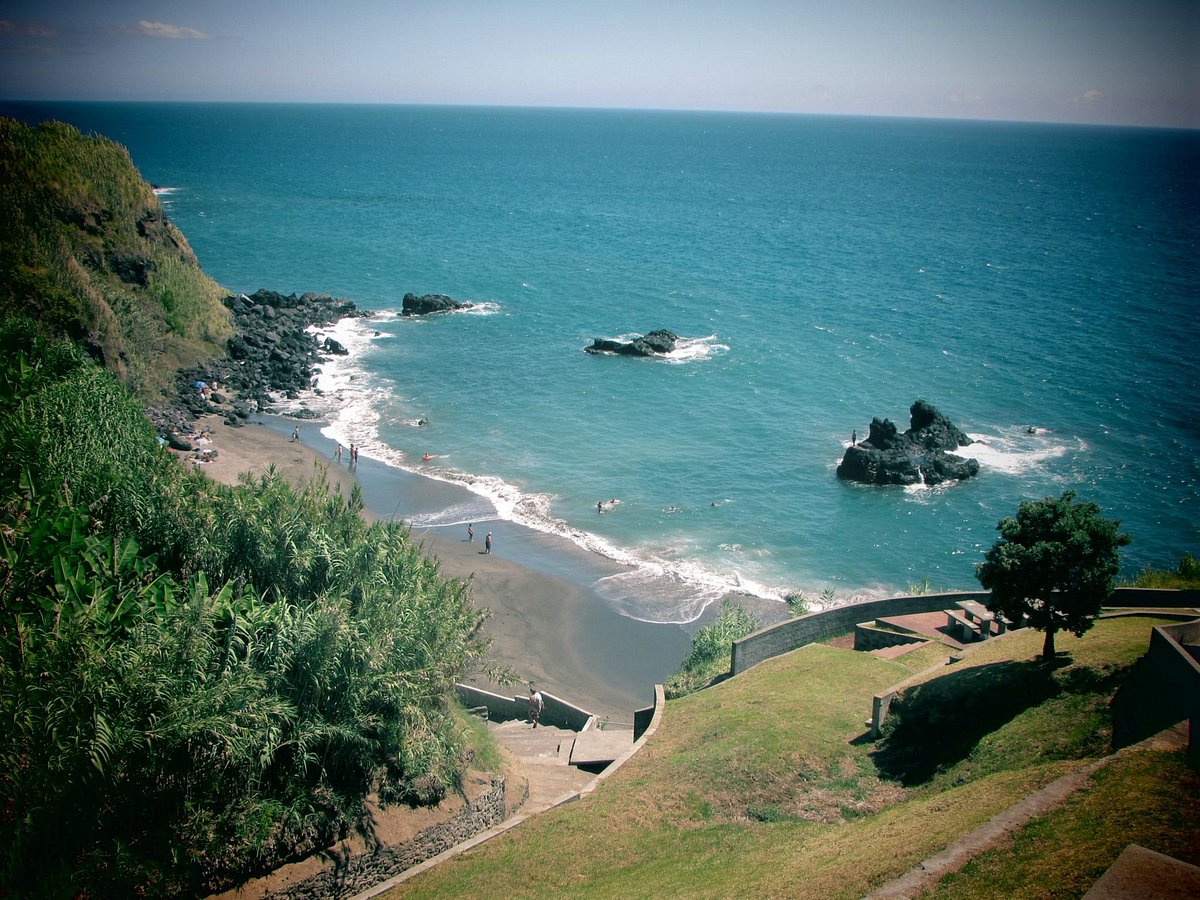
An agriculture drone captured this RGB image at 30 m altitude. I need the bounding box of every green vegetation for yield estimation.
[1129,553,1200,590]
[0,331,490,893]
[977,491,1132,659]
[664,599,758,698]
[906,575,936,595]
[929,748,1200,898]
[874,615,1165,790]
[389,615,1194,899]
[0,117,230,399]
[0,117,503,895]
[784,590,810,616]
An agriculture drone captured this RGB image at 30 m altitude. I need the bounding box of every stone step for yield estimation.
[869,642,924,660]
[488,720,575,764]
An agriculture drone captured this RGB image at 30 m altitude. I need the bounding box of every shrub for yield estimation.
[0,335,488,896]
[665,600,759,698]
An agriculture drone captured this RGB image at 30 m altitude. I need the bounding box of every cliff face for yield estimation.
[0,117,232,400]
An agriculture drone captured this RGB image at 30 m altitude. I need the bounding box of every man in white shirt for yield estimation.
[529,687,544,728]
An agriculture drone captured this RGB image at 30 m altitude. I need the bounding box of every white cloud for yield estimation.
[1078,89,1102,104]
[137,20,209,40]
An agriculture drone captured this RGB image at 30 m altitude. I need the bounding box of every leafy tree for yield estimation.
[976,491,1131,659]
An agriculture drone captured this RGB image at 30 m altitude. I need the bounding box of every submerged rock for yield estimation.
[837,400,979,486]
[585,330,679,357]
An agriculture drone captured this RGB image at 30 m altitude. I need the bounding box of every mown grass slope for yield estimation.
[389,616,1198,898]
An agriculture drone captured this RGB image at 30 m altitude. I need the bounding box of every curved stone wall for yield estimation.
[731,588,1200,676]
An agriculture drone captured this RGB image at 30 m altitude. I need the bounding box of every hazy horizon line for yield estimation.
[3,97,1196,133]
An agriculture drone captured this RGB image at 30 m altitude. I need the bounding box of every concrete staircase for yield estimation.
[487,720,596,811]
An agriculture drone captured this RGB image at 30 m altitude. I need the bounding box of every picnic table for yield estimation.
[956,599,993,624]
[940,599,995,643]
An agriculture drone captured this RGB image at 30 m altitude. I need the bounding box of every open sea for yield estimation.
[8,102,1199,625]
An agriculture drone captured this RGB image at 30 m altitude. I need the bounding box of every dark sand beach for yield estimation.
[194,415,693,722]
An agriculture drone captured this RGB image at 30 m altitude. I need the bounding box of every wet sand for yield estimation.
[192,415,691,721]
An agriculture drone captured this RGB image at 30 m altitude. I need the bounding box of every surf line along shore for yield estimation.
[191,413,692,722]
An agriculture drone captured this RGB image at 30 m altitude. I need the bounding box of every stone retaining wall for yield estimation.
[1112,618,1200,764]
[455,683,593,731]
[732,592,988,675]
[732,588,1200,677]
[261,779,507,900]
[854,622,931,652]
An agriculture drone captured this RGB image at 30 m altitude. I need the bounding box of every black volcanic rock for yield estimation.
[585,330,679,357]
[401,293,473,316]
[154,289,369,436]
[837,400,979,486]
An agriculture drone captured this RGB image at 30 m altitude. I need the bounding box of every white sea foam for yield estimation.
[664,334,728,364]
[889,426,1076,495]
[586,332,727,365]
[964,427,1077,476]
[277,316,875,625]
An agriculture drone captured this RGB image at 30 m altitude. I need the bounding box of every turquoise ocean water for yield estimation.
[9,103,1199,624]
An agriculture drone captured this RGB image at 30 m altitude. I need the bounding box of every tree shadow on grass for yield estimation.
[871,657,1069,786]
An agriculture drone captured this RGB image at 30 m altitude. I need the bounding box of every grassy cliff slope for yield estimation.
[0,116,230,399]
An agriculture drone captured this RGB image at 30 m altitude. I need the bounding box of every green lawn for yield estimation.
[388,615,1194,898]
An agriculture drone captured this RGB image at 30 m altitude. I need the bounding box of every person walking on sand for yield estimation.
[467,523,474,542]
[291,425,300,442]
[529,687,544,728]
[484,531,493,554]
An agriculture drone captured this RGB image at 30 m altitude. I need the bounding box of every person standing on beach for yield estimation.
[484,531,492,554]
[529,687,544,728]
[467,523,474,542]
[291,425,300,442]
[335,443,343,462]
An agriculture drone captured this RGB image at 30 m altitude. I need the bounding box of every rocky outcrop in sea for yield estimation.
[585,330,678,357]
[401,292,473,315]
[837,400,980,486]
[151,289,369,435]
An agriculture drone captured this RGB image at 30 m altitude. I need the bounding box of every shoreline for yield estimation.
[193,414,694,721]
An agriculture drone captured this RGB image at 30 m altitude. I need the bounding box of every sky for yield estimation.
[0,1,1196,128]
